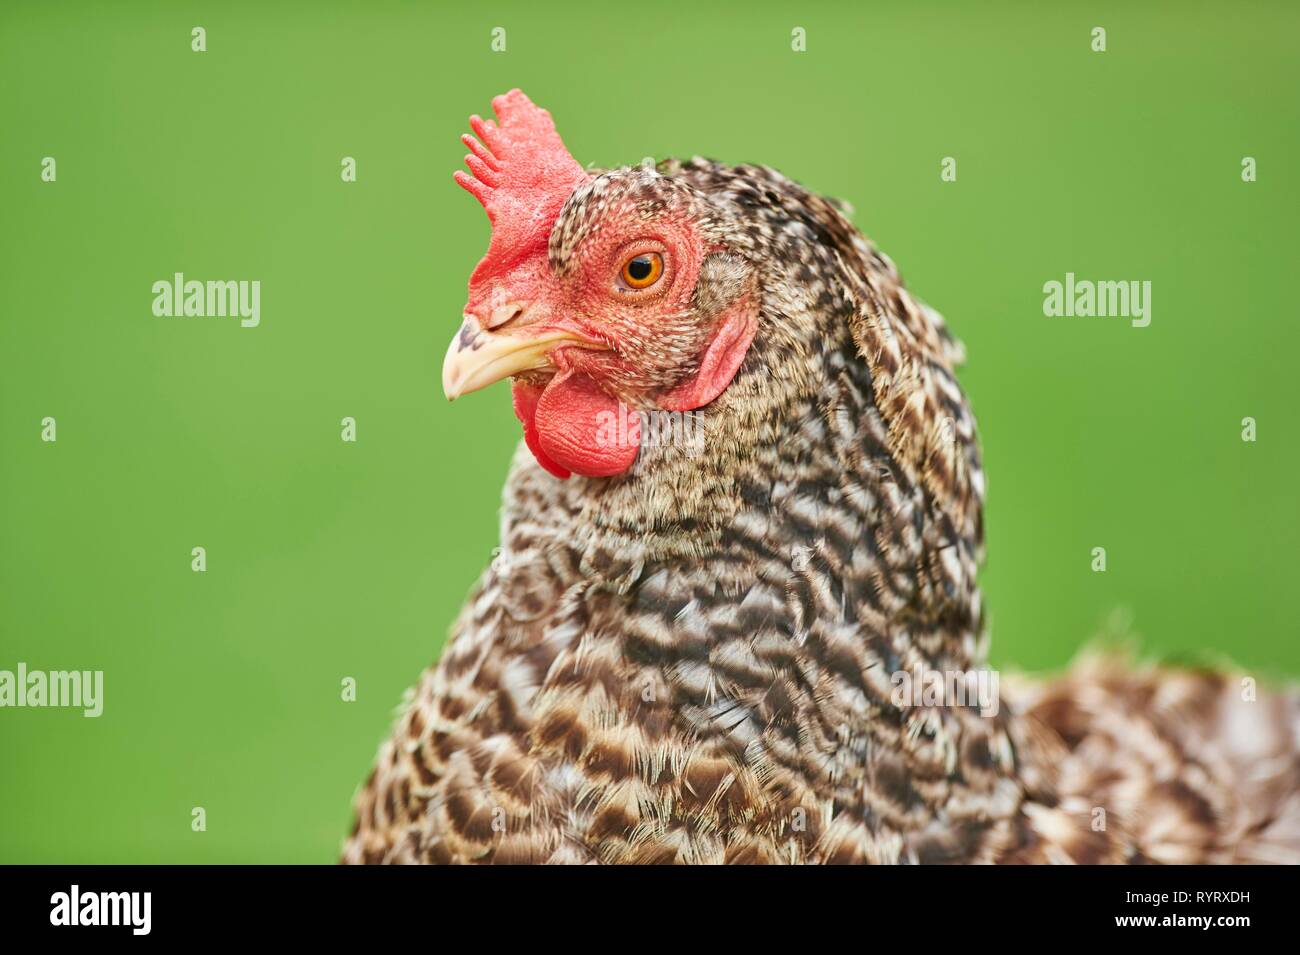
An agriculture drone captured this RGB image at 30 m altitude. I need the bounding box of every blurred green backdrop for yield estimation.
[2,0,1297,862]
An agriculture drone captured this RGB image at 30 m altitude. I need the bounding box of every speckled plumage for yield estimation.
[344,153,1300,865]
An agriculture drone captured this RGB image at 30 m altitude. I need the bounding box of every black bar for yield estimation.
[0,864,1285,940]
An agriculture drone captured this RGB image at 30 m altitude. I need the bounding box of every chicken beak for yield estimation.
[442,318,587,400]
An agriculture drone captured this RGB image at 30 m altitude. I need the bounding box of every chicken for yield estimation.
[343,90,1300,865]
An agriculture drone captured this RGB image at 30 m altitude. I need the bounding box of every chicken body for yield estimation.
[344,157,1300,864]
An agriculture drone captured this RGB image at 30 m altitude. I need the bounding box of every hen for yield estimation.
[344,90,1300,865]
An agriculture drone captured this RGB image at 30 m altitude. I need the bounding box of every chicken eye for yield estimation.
[620,252,663,290]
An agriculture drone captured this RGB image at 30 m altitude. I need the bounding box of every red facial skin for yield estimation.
[454,91,755,479]
[485,205,753,480]
[497,210,702,479]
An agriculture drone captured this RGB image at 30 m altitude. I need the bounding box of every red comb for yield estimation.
[455,90,589,296]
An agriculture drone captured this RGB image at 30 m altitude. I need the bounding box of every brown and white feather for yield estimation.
[344,158,1299,865]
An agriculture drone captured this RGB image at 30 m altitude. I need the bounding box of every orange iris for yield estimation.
[620,252,663,289]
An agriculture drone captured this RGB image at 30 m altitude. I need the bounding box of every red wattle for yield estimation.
[511,382,570,479]
[511,372,640,479]
[537,371,640,478]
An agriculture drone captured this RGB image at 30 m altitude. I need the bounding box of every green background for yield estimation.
[2,1,1296,862]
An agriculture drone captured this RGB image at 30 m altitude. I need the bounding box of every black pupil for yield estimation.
[627,256,653,281]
